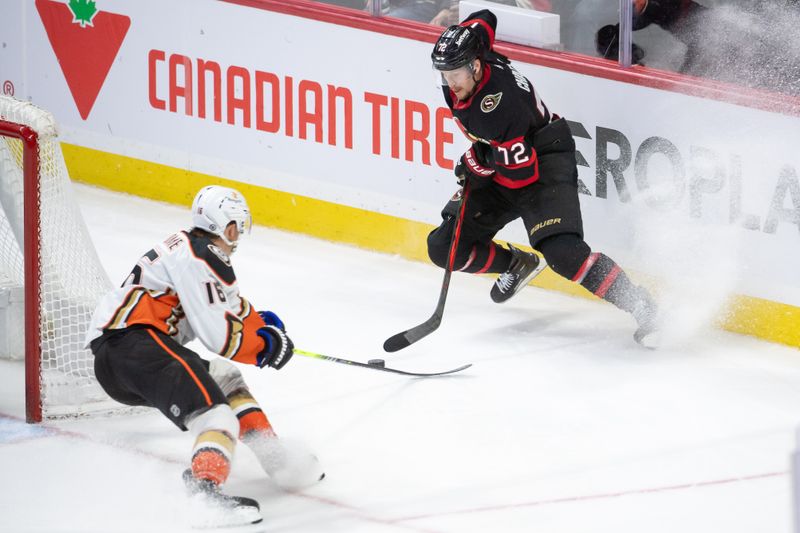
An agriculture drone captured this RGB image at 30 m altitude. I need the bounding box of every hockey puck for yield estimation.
[368,359,386,367]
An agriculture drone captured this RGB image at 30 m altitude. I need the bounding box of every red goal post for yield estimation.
[0,116,43,422]
[0,95,119,422]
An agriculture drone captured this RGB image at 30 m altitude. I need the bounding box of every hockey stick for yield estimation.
[382,183,470,353]
[295,349,472,377]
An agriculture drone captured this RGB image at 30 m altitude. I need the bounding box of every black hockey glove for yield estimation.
[455,145,495,188]
[255,310,294,370]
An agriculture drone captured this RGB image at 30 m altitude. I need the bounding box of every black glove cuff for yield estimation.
[463,147,495,178]
[257,325,293,370]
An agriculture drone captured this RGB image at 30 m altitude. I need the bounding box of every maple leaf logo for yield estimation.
[37,0,130,119]
[68,0,98,28]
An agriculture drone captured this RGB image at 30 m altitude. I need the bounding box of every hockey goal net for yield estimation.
[0,94,116,422]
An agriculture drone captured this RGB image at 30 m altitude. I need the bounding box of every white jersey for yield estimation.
[86,230,267,365]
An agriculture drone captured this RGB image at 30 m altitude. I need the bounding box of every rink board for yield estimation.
[64,143,800,348]
[3,0,800,346]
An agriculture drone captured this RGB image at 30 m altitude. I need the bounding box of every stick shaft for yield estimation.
[294,349,472,377]
[382,184,470,352]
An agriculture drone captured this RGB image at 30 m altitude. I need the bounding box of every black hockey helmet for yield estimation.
[431,25,486,71]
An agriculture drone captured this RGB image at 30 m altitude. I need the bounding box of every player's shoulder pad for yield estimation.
[484,64,533,121]
[460,9,497,47]
[470,67,513,136]
[185,231,237,285]
[487,62,532,101]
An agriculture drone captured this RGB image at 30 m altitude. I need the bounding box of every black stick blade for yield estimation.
[385,363,472,377]
[295,349,471,378]
[383,333,411,353]
[383,189,464,353]
[383,316,441,352]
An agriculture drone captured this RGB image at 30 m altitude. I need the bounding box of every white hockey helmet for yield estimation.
[191,185,252,249]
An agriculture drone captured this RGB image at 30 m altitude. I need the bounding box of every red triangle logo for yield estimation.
[36,0,131,120]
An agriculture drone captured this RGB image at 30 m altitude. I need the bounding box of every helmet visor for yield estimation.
[238,214,252,237]
[434,63,476,87]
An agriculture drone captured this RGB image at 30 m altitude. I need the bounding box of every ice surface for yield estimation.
[0,185,798,532]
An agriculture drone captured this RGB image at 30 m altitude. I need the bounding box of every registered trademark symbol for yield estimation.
[2,80,13,96]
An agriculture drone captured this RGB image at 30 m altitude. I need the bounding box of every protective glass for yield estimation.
[437,64,475,87]
[238,214,253,237]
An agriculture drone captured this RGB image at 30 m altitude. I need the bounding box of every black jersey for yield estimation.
[442,12,553,189]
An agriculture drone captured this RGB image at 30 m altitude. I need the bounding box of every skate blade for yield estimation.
[248,435,326,491]
[190,511,263,531]
[189,495,263,530]
[269,453,326,491]
[191,521,265,532]
[635,328,662,350]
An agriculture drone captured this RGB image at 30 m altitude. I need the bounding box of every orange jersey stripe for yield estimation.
[229,304,267,365]
[105,289,181,336]
[127,292,180,333]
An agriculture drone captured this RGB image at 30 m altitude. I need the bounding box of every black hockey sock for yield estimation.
[573,252,640,313]
[456,242,512,274]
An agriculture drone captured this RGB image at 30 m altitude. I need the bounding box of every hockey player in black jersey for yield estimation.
[428,9,659,347]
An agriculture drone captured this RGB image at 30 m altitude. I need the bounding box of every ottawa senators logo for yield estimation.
[480,92,502,113]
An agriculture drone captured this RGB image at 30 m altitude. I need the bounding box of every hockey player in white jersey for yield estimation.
[86,185,323,527]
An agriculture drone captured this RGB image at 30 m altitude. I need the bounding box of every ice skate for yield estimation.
[244,433,325,491]
[182,468,263,529]
[490,244,546,303]
[632,288,660,349]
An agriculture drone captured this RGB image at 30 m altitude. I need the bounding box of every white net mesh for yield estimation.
[0,95,119,418]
